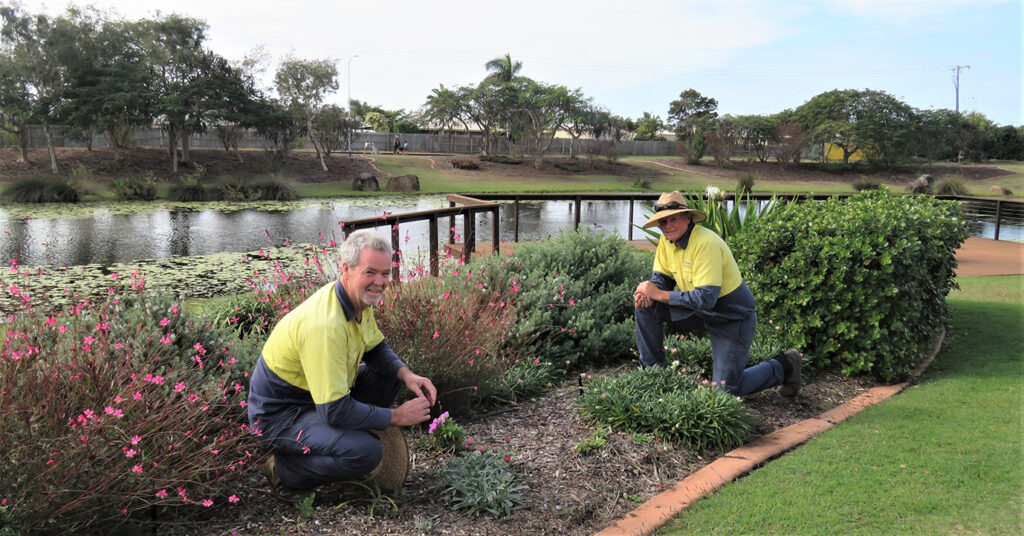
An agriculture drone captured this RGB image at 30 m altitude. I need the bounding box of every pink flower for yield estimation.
[58,325,67,334]
[228,495,240,503]
[124,449,137,458]
[132,391,142,401]
[174,382,186,393]
[131,465,143,474]
[156,489,168,499]
[159,317,170,326]
[131,435,141,445]
[432,331,440,339]
[160,335,171,344]
[202,499,213,507]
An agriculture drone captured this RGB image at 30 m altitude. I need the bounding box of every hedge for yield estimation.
[731,189,968,381]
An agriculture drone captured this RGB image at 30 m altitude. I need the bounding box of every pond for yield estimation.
[1,196,1020,267]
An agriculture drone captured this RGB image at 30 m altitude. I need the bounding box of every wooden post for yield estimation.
[628,196,635,240]
[514,196,521,243]
[491,205,500,256]
[390,221,400,283]
[448,200,456,244]
[994,200,1002,240]
[429,214,439,276]
[574,196,582,231]
[465,210,476,259]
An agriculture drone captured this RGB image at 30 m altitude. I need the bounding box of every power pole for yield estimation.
[950,65,970,113]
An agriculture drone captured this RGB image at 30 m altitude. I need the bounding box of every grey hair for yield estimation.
[338,229,391,267]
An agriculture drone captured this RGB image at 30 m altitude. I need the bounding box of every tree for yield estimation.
[421,83,471,152]
[58,10,155,151]
[502,78,579,168]
[668,89,718,164]
[311,104,358,156]
[141,14,252,173]
[484,52,522,83]
[274,57,339,171]
[795,89,915,167]
[363,111,388,134]
[0,4,68,172]
[705,121,740,166]
[0,52,32,162]
[989,124,1024,160]
[724,114,777,162]
[854,91,916,167]
[633,112,666,141]
[561,97,603,159]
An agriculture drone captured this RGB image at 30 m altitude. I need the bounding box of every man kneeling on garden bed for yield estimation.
[247,230,437,502]
[633,191,802,398]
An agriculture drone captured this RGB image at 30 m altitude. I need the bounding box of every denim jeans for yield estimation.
[635,302,784,397]
[269,364,401,489]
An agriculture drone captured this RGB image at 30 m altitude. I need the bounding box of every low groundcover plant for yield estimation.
[578,365,754,453]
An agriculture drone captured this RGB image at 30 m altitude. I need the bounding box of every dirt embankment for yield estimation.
[0,147,1013,187]
[0,147,381,184]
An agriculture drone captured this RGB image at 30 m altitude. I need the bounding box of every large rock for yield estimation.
[353,173,379,191]
[385,174,420,192]
[989,185,1013,196]
[906,174,933,194]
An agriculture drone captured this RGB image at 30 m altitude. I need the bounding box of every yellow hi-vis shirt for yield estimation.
[653,224,743,297]
[261,281,384,405]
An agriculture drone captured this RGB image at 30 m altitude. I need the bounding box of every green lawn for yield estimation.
[657,275,1024,535]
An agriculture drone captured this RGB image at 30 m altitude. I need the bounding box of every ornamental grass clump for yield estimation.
[732,188,969,380]
[0,284,260,535]
[374,273,524,417]
[436,450,527,518]
[578,366,753,453]
[470,229,649,369]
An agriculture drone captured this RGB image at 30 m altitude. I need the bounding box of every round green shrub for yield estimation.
[934,177,968,196]
[470,230,650,369]
[731,189,968,380]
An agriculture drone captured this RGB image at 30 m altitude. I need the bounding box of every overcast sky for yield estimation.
[17,0,1024,126]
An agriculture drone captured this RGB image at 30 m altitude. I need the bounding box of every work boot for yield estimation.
[778,349,803,398]
[263,455,315,504]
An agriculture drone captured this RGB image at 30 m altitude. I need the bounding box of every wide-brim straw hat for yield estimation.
[642,191,707,228]
[362,426,409,491]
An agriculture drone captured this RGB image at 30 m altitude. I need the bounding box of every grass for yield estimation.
[657,275,1024,535]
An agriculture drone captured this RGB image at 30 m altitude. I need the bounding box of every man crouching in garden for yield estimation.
[247,229,437,502]
[633,191,802,398]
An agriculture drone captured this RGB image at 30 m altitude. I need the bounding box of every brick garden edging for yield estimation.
[595,328,946,536]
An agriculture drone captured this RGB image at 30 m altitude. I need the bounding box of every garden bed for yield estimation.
[222,367,879,536]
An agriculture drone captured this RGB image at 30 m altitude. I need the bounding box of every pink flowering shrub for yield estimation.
[375,273,526,417]
[0,288,262,534]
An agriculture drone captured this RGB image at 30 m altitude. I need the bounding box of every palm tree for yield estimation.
[484,53,522,83]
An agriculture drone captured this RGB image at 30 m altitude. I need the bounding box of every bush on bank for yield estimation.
[470,230,650,370]
[731,189,968,380]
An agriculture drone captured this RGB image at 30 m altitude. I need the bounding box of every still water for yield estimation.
[0,196,1020,267]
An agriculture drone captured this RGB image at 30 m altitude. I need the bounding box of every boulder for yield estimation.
[989,185,1013,196]
[353,173,379,191]
[385,174,420,192]
[906,174,933,194]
